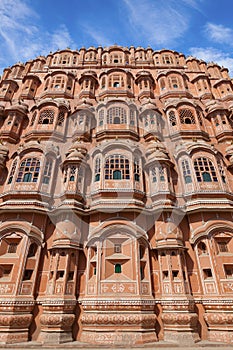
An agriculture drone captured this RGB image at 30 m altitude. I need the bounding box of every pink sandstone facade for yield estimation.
[0,45,233,346]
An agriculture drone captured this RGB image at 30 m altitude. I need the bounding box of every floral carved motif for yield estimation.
[204,313,233,325]
[40,313,75,328]
[81,313,156,327]
[162,313,198,326]
[0,314,32,327]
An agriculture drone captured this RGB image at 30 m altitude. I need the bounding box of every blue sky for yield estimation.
[0,0,233,75]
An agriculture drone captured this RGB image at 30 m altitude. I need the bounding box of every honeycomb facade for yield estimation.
[0,45,233,345]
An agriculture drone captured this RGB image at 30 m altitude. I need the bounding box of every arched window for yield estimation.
[115,264,121,273]
[160,78,166,91]
[113,170,121,179]
[181,159,192,184]
[50,75,65,90]
[107,107,127,124]
[38,109,55,125]
[151,165,169,185]
[162,54,173,64]
[130,109,135,125]
[105,155,130,180]
[179,109,196,125]
[94,157,101,182]
[30,111,37,126]
[69,165,77,182]
[28,243,38,257]
[134,158,140,181]
[42,159,53,185]
[197,241,207,255]
[169,111,176,126]
[218,160,226,183]
[7,159,17,184]
[16,158,40,183]
[169,76,179,89]
[194,157,218,182]
[99,110,104,126]
[101,77,106,89]
[150,113,155,125]
[57,109,65,127]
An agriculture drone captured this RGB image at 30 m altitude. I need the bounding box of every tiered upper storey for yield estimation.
[0,45,233,214]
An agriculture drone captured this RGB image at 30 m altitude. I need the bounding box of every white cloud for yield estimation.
[204,22,233,45]
[122,0,200,46]
[189,47,233,76]
[0,0,75,74]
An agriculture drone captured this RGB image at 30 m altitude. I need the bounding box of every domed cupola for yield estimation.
[155,218,183,249]
[145,139,173,167]
[52,219,81,249]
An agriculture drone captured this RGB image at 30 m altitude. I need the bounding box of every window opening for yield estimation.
[181,159,192,184]
[16,158,40,183]
[115,264,121,273]
[194,157,217,183]
[42,159,53,185]
[105,155,130,180]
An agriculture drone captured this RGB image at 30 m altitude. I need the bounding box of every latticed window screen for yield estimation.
[179,109,196,124]
[196,110,203,126]
[69,166,77,182]
[107,107,127,124]
[181,159,192,184]
[130,109,135,125]
[162,55,173,64]
[105,155,130,180]
[30,112,37,126]
[217,241,228,253]
[160,79,166,90]
[78,167,83,185]
[63,165,78,183]
[38,109,55,124]
[94,157,101,181]
[169,77,179,89]
[134,158,140,181]
[194,157,218,182]
[50,76,65,89]
[99,110,104,126]
[218,160,226,183]
[42,159,53,184]
[169,111,177,126]
[16,158,40,183]
[7,243,18,253]
[151,165,167,183]
[7,160,17,184]
[220,114,227,125]
[57,110,65,126]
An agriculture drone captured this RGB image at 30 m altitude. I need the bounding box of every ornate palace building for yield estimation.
[1,45,233,346]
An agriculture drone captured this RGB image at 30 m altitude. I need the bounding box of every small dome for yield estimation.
[155,219,183,248]
[65,142,87,162]
[146,140,172,164]
[52,220,81,248]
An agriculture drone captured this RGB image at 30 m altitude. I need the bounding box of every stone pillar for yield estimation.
[80,299,157,346]
[161,299,199,345]
[0,299,34,344]
[203,301,233,343]
[39,299,76,344]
